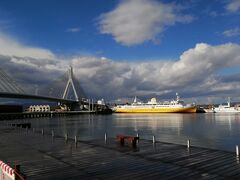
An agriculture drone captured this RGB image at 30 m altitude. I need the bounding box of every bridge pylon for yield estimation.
[62,66,80,102]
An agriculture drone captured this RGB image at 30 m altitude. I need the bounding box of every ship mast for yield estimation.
[176,92,180,102]
[134,96,137,104]
[227,97,231,107]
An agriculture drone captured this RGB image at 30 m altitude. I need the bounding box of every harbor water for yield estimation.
[3,113,240,152]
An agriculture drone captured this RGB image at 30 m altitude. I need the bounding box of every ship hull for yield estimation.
[203,109,215,113]
[114,106,197,113]
[214,109,240,113]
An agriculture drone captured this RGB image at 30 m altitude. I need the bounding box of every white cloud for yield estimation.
[0,31,240,101]
[66,27,81,33]
[0,32,55,59]
[223,27,240,37]
[98,0,193,46]
[226,0,240,12]
[62,43,240,100]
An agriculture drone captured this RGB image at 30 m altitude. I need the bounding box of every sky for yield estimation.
[0,0,240,104]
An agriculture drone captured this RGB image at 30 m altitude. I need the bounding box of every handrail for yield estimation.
[14,170,25,180]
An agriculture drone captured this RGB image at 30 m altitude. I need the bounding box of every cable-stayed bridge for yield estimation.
[0,67,85,105]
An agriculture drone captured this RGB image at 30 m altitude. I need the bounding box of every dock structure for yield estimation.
[0,111,99,120]
[1,127,240,179]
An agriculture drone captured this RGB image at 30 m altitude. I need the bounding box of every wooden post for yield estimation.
[153,135,156,144]
[65,133,68,141]
[41,128,44,135]
[187,139,190,148]
[236,145,239,157]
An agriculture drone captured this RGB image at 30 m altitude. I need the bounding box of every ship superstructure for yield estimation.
[214,98,240,113]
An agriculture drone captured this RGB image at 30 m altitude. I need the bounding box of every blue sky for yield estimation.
[0,0,239,60]
[0,0,240,102]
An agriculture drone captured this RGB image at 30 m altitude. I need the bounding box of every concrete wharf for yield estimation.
[0,111,96,120]
[0,127,240,179]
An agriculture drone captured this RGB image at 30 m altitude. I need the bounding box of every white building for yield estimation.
[97,99,105,105]
[28,105,50,112]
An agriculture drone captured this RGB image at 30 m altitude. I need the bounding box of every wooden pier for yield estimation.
[0,127,240,179]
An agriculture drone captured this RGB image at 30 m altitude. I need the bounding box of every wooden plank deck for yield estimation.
[0,127,240,179]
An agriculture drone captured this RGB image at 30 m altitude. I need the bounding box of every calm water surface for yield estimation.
[5,113,240,152]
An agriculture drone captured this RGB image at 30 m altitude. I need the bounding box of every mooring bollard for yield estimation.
[236,145,239,157]
[75,136,77,144]
[104,132,107,143]
[187,139,190,148]
[153,135,156,144]
[51,130,54,137]
[41,128,44,135]
[65,133,68,141]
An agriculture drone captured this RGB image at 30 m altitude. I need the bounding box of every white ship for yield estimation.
[112,93,197,113]
[203,104,215,113]
[214,98,240,113]
[203,108,215,113]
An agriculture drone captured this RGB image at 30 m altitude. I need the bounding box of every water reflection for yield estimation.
[3,113,240,152]
[215,113,240,129]
[113,113,188,138]
[113,113,185,130]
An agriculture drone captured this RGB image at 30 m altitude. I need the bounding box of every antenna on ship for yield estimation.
[134,96,137,104]
[176,92,180,102]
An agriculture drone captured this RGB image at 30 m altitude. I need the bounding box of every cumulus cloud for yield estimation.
[61,43,240,101]
[98,0,193,46]
[0,31,240,102]
[226,0,240,12]
[223,27,240,37]
[0,32,55,59]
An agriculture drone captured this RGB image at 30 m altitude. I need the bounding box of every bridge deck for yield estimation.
[0,127,240,179]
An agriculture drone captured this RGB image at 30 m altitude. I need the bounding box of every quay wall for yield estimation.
[0,111,96,121]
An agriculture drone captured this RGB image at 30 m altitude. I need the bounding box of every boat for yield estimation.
[203,108,215,113]
[203,104,215,113]
[112,93,197,113]
[214,98,240,113]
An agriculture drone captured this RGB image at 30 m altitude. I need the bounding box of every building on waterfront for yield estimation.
[97,99,105,105]
[28,105,50,112]
[54,104,70,112]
